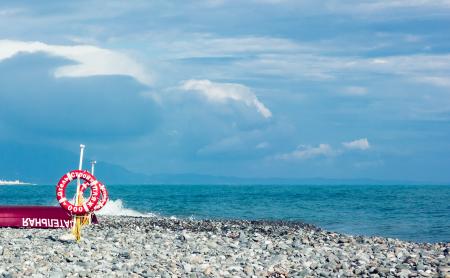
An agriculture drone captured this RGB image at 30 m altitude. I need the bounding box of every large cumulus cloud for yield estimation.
[0,53,159,142]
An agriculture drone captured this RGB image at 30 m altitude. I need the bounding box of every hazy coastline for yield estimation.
[0,179,32,186]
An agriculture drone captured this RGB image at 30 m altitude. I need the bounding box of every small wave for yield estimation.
[97,199,156,217]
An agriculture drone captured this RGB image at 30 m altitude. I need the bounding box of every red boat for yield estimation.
[0,206,97,229]
[1,146,105,231]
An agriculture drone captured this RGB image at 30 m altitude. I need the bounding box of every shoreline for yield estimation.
[0,180,32,186]
[100,214,449,244]
[1,215,449,277]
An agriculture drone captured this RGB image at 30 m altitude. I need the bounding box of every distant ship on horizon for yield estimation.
[0,179,32,185]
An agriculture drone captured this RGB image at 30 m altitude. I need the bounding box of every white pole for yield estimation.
[91,160,96,175]
[75,144,85,204]
[88,160,96,225]
[79,145,85,171]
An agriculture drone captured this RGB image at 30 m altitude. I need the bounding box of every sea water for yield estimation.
[1,184,449,243]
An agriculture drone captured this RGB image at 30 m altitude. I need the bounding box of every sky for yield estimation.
[0,0,450,182]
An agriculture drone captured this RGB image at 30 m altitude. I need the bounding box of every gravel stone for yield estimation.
[0,216,447,277]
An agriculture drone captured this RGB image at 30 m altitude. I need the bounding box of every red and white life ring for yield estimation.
[79,180,108,211]
[56,170,100,215]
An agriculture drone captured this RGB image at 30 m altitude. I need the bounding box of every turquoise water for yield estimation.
[1,184,449,243]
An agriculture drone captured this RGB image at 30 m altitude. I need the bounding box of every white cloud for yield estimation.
[180,79,272,118]
[155,34,306,59]
[342,138,370,150]
[342,86,368,96]
[276,139,371,160]
[253,0,292,4]
[0,8,24,17]
[276,144,335,160]
[205,0,450,11]
[204,0,227,7]
[0,40,153,86]
[359,0,450,11]
[415,76,450,88]
[235,53,338,81]
[235,53,450,84]
[256,142,269,149]
[326,0,450,15]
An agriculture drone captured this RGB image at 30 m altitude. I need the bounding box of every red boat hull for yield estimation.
[0,206,97,229]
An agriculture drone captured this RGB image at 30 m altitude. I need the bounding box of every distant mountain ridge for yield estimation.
[0,142,446,185]
[0,142,146,184]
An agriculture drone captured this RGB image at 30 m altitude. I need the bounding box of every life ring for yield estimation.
[56,170,100,215]
[79,180,108,211]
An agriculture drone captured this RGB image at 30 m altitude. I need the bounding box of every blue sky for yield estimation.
[1,1,450,182]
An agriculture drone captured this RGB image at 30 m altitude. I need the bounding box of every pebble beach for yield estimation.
[0,216,449,278]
